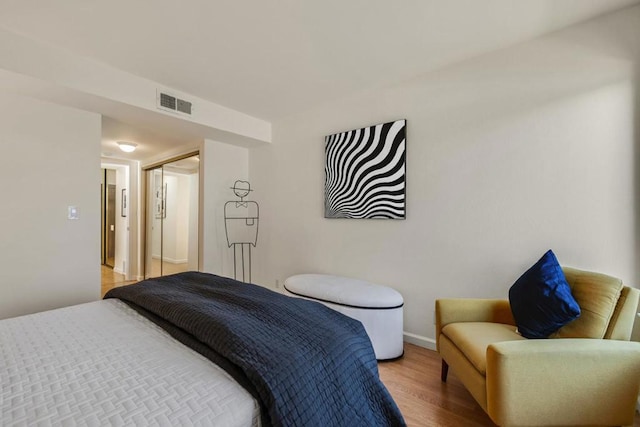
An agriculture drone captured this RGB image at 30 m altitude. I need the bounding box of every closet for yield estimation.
[145,153,199,278]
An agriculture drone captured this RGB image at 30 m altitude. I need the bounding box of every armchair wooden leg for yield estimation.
[441,360,449,382]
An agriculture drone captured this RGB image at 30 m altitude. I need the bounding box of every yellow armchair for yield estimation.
[436,268,640,426]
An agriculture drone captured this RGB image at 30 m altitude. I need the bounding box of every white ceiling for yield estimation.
[101,116,201,161]
[1,0,638,159]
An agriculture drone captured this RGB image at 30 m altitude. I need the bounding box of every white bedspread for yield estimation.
[0,299,260,426]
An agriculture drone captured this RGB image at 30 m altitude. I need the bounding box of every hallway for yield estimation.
[101,265,136,297]
[101,262,191,297]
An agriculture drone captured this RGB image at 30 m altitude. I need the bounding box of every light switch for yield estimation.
[68,206,79,220]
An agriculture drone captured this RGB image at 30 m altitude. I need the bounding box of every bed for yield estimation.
[0,272,405,426]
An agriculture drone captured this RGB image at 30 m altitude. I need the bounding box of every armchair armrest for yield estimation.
[486,339,640,427]
[435,298,515,350]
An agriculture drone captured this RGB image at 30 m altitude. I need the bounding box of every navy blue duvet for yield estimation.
[105,272,405,427]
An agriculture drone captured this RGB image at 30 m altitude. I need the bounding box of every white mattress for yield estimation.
[0,299,261,426]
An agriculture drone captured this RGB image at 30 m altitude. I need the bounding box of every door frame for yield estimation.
[101,168,118,268]
[100,161,134,279]
[141,150,200,279]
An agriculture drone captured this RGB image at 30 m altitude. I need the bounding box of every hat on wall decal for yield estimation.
[230,180,253,200]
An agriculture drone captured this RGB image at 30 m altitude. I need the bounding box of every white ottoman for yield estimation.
[284,274,404,360]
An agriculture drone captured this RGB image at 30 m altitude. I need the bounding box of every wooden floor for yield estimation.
[101,260,189,297]
[379,343,640,427]
[379,344,495,426]
[101,265,137,297]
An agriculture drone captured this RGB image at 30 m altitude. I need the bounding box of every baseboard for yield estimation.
[113,267,124,275]
[403,332,436,351]
[151,255,188,264]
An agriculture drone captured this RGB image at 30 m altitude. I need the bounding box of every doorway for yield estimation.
[101,169,117,267]
[145,153,199,278]
[100,165,135,296]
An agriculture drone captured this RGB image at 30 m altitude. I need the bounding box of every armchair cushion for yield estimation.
[508,250,580,338]
[551,267,623,339]
[441,322,524,374]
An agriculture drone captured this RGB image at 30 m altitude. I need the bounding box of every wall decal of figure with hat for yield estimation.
[224,180,259,282]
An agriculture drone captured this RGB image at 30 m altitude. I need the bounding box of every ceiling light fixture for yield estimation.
[117,141,137,153]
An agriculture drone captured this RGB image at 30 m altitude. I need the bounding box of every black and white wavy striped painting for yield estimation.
[325,119,406,219]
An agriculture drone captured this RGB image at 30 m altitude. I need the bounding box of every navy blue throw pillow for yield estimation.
[508,250,580,339]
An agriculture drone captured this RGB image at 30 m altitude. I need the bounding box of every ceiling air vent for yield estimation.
[157,90,193,116]
[160,93,176,110]
[176,98,192,115]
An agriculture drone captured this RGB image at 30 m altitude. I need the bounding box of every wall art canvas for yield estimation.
[325,119,406,219]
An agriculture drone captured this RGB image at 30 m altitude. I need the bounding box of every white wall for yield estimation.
[188,170,199,271]
[0,94,101,319]
[201,139,249,277]
[175,174,191,263]
[113,165,129,274]
[251,6,640,346]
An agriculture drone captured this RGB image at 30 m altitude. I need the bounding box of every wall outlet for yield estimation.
[275,279,280,289]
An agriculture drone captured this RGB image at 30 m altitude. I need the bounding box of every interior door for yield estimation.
[105,183,116,267]
[101,168,117,268]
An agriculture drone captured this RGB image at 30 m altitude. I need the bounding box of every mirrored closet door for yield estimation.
[145,154,199,278]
